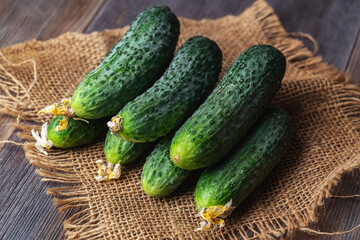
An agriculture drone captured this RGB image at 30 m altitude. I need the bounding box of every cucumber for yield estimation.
[48,116,107,148]
[111,36,222,143]
[104,131,153,165]
[141,134,189,197]
[194,108,292,211]
[170,45,286,170]
[70,6,180,119]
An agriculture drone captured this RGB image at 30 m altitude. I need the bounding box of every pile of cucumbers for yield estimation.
[38,6,292,230]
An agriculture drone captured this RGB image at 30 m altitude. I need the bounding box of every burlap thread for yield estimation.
[1,1,359,239]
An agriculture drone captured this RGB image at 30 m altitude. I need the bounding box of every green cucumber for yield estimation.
[170,45,286,170]
[71,6,180,119]
[104,131,153,165]
[48,116,107,148]
[113,36,222,143]
[141,134,190,197]
[194,108,292,210]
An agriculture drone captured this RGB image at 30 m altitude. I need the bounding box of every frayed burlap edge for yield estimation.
[1,0,359,239]
[254,0,360,238]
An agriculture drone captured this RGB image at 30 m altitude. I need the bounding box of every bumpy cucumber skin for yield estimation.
[47,116,107,148]
[104,131,153,165]
[194,108,292,210]
[141,135,190,197]
[170,45,286,170]
[71,6,180,119]
[116,36,222,143]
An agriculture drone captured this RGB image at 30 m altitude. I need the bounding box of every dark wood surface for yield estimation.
[0,0,359,239]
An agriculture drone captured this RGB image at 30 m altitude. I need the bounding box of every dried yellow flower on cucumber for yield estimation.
[38,98,76,131]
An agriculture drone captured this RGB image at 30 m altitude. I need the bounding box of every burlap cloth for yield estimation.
[1,0,359,239]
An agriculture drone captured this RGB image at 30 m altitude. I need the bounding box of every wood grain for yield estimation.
[86,0,254,33]
[0,0,360,239]
[0,133,68,240]
[0,115,16,151]
[268,0,360,72]
[0,0,106,47]
[346,29,360,82]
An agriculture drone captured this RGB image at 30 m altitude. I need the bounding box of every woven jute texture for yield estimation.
[1,0,360,239]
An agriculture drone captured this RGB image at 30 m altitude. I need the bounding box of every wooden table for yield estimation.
[1,0,359,239]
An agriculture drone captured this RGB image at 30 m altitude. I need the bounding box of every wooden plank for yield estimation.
[346,29,360,82]
[0,115,16,151]
[0,133,70,240]
[267,0,360,72]
[0,0,106,47]
[86,0,254,33]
